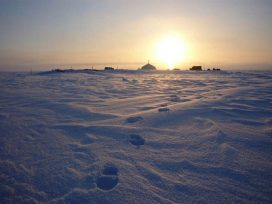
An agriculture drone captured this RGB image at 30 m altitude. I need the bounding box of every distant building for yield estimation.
[213,68,221,71]
[104,67,114,70]
[190,66,202,71]
[141,61,156,70]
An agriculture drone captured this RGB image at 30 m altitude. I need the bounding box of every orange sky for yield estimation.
[0,0,272,70]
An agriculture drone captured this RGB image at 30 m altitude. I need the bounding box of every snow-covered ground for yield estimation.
[0,70,271,204]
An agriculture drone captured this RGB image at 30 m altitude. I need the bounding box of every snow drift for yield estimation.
[0,70,271,203]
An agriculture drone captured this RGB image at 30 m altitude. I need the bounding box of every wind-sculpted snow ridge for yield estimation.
[0,70,272,203]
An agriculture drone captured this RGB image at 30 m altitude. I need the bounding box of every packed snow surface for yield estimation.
[0,70,272,204]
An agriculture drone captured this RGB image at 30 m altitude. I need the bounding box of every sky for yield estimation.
[0,0,272,71]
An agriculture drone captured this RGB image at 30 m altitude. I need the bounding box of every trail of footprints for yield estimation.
[93,133,145,191]
[126,94,184,124]
[68,134,145,191]
[97,102,170,190]
[68,96,178,192]
[157,94,190,112]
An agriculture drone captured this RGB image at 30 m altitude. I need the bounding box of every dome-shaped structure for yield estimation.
[141,61,156,70]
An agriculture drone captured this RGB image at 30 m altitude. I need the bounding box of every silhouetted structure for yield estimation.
[141,61,156,70]
[104,67,114,70]
[213,68,221,71]
[53,69,65,72]
[190,66,202,71]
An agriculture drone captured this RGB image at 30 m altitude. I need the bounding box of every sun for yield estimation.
[155,36,187,70]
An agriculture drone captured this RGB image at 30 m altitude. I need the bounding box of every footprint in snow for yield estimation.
[96,164,119,191]
[129,134,145,146]
[126,116,143,123]
[96,176,118,191]
[158,107,170,112]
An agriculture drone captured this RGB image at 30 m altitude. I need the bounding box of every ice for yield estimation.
[0,70,271,203]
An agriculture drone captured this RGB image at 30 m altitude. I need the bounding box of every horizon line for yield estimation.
[0,62,272,72]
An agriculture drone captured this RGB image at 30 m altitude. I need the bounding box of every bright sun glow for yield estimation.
[155,36,187,70]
